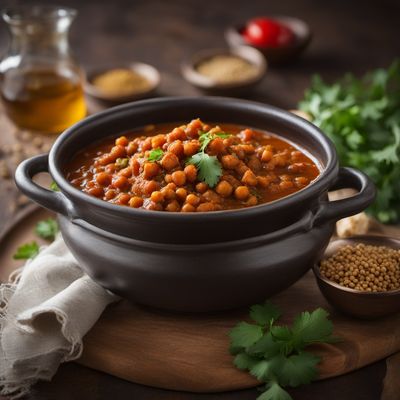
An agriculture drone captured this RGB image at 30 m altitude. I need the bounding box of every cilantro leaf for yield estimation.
[250,302,281,326]
[13,241,39,260]
[234,353,260,371]
[148,148,164,162]
[187,153,222,188]
[247,332,281,358]
[249,360,273,381]
[35,218,59,241]
[257,382,292,400]
[299,60,400,222]
[273,352,320,387]
[50,181,59,191]
[115,157,129,169]
[291,308,334,347]
[229,322,263,350]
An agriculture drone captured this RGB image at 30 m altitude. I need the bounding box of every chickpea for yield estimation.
[161,152,179,171]
[196,182,208,193]
[184,164,197,182]
[208,138,225,154]
[129,196,144,208]
[197,202,215,212]
[147,201,163,211]
[202,190,221,203]
[182,203,196,212]
[110,145,126,159]
[117,193,131,205]
[176,188,187,201]
[143,162,160,180]
[104,189,117,200]
[165,200,180,212]
[257,176,272,188]
[151,191,164,203]
[186,193,200,206]
[235,186,250,200]
[167,127,186,142]
[241,170,258,186]
[141,137,152,151]
[126,141,138,156]
[143,180,160,195]
[248,156,262,172]
[241,128,254,141]
[115,136,129,146]
[132,159,141,176]
[221,154,239,169]
[161,187,176,200]
[295,176,309,187]
[184,141,200,157]
[151,134,166,149]
[165,174,173,183]
[87,187,103,197]
[112,175,129,190]
[280,181,294,190]
[216,180,233,198]
[168,140,184,158]
[185,118,203,138]
[245,195,258,207]
[172,170,186,186]
[261,149,273,162]
[118,167,132,178]
[95,172,111,186]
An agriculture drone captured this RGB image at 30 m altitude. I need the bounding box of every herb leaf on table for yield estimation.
[299,60,400,223]
[229,301,336,400]
[13,241,39,260]
[35,218,59,241]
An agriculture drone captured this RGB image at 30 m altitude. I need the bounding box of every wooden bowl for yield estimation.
[313,236,400,319]
[225,16,312,65]
[84,63,160,104]
[181,46,266,95]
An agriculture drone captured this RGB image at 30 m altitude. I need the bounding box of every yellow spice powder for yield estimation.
[196,55,259,84]
[92,68,151,97]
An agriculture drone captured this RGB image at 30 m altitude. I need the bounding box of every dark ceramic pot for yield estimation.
[15,97,376,312]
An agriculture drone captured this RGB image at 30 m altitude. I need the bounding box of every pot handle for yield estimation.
[15,154,71,217]
[314,167,376,225]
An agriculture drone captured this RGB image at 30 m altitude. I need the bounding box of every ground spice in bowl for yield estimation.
[319,243,400,292]
[91,68,152,97]
[195,55,259,84]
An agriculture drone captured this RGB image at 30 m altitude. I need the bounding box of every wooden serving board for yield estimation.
[1,206,400,393]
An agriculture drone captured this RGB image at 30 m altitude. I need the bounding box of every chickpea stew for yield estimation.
[66,119,320,212]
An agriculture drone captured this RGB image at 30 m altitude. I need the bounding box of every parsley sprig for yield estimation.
[187,130,231,187]
[229,302,337,400]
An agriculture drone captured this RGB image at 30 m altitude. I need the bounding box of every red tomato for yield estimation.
[242,18,295,48]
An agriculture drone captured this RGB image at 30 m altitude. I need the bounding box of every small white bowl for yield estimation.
[181,46,267,95]
[84,62,160,104]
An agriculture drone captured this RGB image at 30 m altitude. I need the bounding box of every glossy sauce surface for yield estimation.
[66,120,320,212]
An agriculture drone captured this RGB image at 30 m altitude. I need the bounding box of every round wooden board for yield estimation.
[1,206,400,393]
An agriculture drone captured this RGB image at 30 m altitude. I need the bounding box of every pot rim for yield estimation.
[49,96,337,220]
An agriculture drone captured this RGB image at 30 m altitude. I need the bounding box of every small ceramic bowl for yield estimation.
[181,46,266,95]
[225,16,312,65]
[313,236,400,319]
[84,63,160,104]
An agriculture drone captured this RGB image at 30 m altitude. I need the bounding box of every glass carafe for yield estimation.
[0,5,86,134]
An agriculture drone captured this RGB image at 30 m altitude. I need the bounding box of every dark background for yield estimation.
[0,0,399,399]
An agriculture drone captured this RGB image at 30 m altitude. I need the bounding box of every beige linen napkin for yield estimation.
[0,235,118,398]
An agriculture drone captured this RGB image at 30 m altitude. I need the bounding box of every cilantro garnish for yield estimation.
[13,241,40,260]
[35,218,59,241]
[186,130,231,187]
[229,302,337,400]
[115,157,129,169]
[148,148,164,162]
[299,59,400,223]
[50,181,59,191]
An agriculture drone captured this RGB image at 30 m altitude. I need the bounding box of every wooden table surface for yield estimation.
[0,0,399,399]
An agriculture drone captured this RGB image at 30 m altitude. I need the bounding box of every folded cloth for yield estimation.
[0,235,119,398]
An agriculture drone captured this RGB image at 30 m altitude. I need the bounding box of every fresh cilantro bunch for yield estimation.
[299,60,400,223]
[229,302,336,400]
[186,130,230,187]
